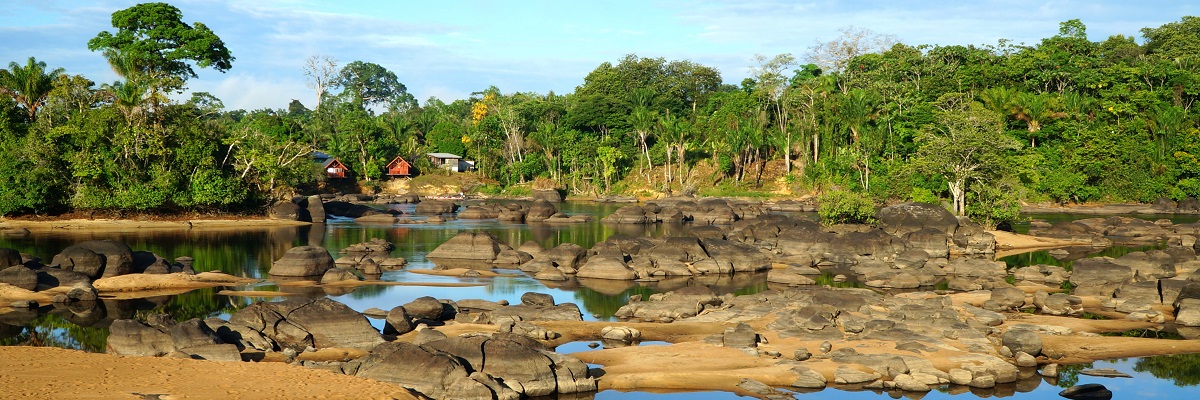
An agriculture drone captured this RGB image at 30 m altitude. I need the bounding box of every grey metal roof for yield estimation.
[427,152,462,159]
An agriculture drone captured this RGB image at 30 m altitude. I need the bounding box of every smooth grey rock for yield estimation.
[1002,329,1043,356]
[0,266,38,291]
[990,287,1026,309]
[384,306,414,335]
[1015,351,1037,367]
[269,246,334,277]
[403,296,449,321]
[791,366,827,388]
[1079,368,1132,378]
[793,348,812,361]
[228,297,382,351]
[723,323,758,350]
[834,365,881,384]
[600,326,641,342]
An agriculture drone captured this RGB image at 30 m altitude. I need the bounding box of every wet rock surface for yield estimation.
[17,200,1200,399]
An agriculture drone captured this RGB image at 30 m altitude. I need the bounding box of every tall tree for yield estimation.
[303,55,339,111]
[838,89,879,188]
[336,61,407,110]
[87,2,233,92]
[627,87,657,174]
[1142,16,1200,61]
[1012,92,1060,147]
[912,93,1021,216]
[805,26,898,93]
[0,57,66,122]
[751,53,797,174]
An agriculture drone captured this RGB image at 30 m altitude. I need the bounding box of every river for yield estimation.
[1,202,1197,399]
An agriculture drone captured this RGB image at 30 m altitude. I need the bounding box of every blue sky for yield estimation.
[2,0,1198,111]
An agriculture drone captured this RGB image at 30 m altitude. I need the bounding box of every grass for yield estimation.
[698,182,774,198]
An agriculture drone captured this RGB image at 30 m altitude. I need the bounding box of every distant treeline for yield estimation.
[3,3,1200,225]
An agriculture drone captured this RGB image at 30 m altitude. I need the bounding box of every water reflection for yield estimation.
[2,205,1199,398]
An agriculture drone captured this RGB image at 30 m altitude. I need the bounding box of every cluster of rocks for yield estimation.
[425,203,1000,292]
[1,240,194,308]
[270,240,407,284]
[425,232,534,269]
[384,292,584,340]
[106,295,596,399]
[626,285,1064,393]
[458,199,592,224]
[270,193,430,223]
[1030,215,1200,249]
[1050,237,1200,326]
[332,193,421,205]
[601,198,765,225]
[269,195,327,222]
[1151,196,1200,214]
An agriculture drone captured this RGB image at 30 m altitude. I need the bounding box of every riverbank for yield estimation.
[0,218,309,233]
[0,346,419,399]
[1021,202,1198,215]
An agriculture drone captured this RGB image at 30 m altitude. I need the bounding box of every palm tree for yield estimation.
[979,86,1017,118]
[838,89,878,189]
[1148,105,1188,162]
[628,106,656,174]
[1013,92,1063,148]
[0,57,65,122]
[102,79,149,127]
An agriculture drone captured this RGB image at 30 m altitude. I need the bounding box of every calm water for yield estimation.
[1,203,1197,399]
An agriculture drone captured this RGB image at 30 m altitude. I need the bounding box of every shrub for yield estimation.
[818,189,876,225]
[966,181,1022,229]
[907,187,939,204]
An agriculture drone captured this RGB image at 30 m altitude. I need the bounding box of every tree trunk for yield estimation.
[813,133,819,164]
[784,132,792,175]
[948,179,966,216]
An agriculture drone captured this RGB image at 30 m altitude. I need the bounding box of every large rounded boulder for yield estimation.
[268,201,301,221]
[877,202,959,236]
[0,248,23,269]
[51,240,135,279]
[268,246,334,277]
[228,297,383,351]
[353,342,514,399]
[0,266,38,291]
[415,200,458,214]
[532,189,563,203]
[426,232,509,263]
[526,199,559,222]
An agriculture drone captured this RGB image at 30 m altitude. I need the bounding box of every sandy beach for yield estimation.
[0,346,418,399]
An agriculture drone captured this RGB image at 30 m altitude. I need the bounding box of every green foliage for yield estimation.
[817,189,877,225]
[0,132,67,215]
[698,182,772,198]
[187,168,248,207]
[966,179,1023,229]
[426,121,467,156]
[336,61,408,109]
[10,16,1200,214]
[0,57,65,121]
[907,187,940,204]
[87,2,233,85]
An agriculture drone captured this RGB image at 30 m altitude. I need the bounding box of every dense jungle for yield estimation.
[4,3,1200,228]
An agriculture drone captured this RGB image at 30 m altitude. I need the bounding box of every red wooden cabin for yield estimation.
[385,155,412,177]
[323,158,349,179]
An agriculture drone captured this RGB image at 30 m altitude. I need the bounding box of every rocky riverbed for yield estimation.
[3,201,1200,399]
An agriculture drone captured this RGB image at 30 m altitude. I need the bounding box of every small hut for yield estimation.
[385,155,413,177]
[323,158,349,179]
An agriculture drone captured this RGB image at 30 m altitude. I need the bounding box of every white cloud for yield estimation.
[186,74,310,111]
